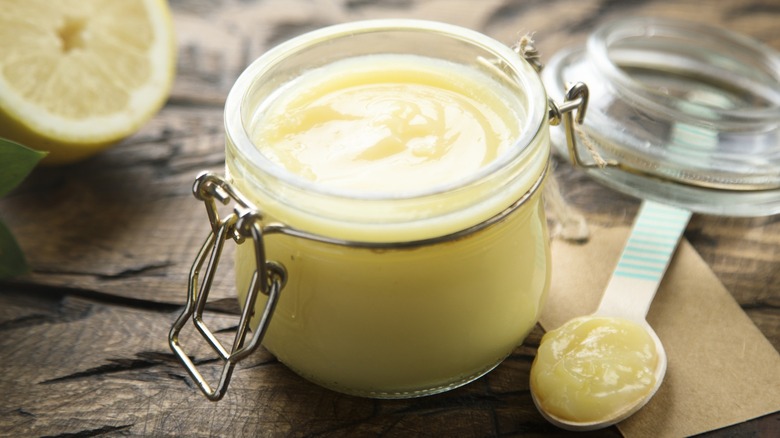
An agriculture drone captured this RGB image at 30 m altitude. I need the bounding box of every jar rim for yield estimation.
[224,19,547,202]
[587,17,780,127]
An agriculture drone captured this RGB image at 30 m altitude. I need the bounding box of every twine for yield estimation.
[513,33,595,242]
[574,120,611,169]
[513,33,543,71]
[544,170,590,243]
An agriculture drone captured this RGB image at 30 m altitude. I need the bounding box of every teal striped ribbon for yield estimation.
[613,201,692,282]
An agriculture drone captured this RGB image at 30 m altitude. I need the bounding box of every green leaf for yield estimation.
[0,219,28,279]
[0,137,47,198]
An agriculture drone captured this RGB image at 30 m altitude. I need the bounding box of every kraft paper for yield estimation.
[543,225,780,437]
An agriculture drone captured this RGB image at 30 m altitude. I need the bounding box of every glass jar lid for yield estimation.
[543,17,780,216]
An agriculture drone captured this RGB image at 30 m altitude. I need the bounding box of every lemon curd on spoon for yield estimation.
[530,316,660,424]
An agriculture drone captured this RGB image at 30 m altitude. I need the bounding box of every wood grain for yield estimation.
[0,0,778,436]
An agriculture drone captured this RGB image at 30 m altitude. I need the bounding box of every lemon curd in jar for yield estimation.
[251,56,518,195]
[225,21,551,397]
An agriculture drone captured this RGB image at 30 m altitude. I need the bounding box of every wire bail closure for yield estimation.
[168,172,287,401]
[547,82,608,169]
[514,35,599,171]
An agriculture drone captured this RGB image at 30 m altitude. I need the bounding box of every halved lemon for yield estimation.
[0,0,176,165]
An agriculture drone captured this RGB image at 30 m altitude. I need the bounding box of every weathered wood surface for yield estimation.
[0,0,778,436]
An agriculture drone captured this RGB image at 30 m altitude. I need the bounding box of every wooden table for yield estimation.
[1,0,778,436]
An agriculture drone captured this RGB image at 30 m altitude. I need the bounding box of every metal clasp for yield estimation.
[548,82,616,169]
[169,172,286,401]
[514,35,608,170]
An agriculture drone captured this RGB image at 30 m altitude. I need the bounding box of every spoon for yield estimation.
[531,199,691,430]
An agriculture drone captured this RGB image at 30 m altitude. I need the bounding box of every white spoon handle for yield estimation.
[596,200,691,321]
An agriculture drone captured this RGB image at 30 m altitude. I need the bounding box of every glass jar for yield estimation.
[170,19,587,401]
[543,17,780,216]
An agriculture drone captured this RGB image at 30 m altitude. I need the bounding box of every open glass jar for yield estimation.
[169,19,588,400]
[543,17,780,216]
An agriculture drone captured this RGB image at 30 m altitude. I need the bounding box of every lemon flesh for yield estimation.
[0,0,175,165]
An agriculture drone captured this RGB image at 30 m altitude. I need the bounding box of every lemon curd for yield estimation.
[250,56,517,194]
[530,316,659,423]
[224,21,551,397]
